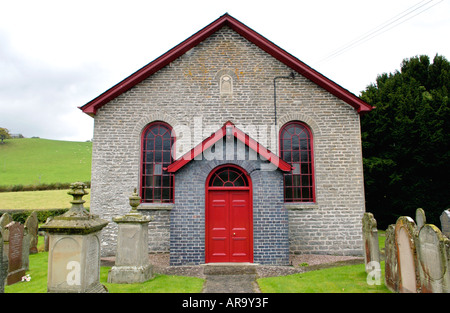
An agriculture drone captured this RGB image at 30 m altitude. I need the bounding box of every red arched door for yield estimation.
[205,165,253,263]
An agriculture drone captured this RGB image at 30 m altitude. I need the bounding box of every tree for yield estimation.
[360,54,450,228]
[0,127,11,144]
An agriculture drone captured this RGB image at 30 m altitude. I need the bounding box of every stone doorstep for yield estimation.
[202,263,259,275]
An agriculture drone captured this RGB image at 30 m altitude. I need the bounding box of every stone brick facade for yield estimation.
[88,23,367,263]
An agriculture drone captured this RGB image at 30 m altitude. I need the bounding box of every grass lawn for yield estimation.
[0,189,90,210]
[257,262,390,293]
[0,138,91,186]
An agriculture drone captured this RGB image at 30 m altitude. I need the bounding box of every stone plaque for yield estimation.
[6,222,26,285]
[49,236,81,290]
[84,234,100,288]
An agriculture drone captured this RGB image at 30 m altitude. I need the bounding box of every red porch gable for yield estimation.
[80,13,373,116]
[166,121,292,173]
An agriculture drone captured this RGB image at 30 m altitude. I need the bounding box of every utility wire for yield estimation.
[314,0,444,65]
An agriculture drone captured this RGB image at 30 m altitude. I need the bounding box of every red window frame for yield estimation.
[141,122,175,203]
[279,121,315,202]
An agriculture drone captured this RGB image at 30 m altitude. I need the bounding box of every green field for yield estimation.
[0,189,90,210]
[0,138,92,186]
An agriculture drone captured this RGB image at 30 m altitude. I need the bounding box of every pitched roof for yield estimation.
[80,13,373,116]
[166,121,292,173]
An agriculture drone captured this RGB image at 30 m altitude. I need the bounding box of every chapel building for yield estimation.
[80,14,373,265]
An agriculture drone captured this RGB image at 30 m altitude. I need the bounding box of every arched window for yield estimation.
[141,122,175,203]
[280,121,315,202]
[209,166,249,187]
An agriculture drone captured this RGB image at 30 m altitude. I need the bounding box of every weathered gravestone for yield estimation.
[43,217,53,252]
[416,208,426,230]
[384,224,399,292]
[107,189,153,284]
[440,210,450,238]
[21,226,30,271]
[0,230,8,293]
[25,211,39,254]
[5,221,27,285]
[362,212,380,274]
[394,216,420,293]
[40,182,108,293]
[417,224,450,293]
[0,213,13,242]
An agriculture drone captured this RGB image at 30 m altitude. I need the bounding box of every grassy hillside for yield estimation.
[0,138,92,186]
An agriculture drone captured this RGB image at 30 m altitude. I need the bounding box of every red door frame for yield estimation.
[205,164,253,263]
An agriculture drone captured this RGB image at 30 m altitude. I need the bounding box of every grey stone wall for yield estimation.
[91,25,365,258]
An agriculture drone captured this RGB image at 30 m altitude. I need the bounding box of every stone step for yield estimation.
[202,263,259,275]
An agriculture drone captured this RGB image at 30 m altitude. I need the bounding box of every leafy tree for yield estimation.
[360,54,450,228]
[0,127,11,144]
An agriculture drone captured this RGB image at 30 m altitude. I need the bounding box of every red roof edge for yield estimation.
[80,13,373,116]
[166,121,292,173]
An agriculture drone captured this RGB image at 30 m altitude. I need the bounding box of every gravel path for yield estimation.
[101,253,364,279]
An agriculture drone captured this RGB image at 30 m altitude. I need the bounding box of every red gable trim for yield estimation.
[80,13,372,116]
[166,121,292,173]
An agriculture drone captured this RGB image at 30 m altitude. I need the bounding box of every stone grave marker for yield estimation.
[395,216,419,293]
[5,221,27,285]
[0,230,8,293]
[0,213,13,242]
[417,224,450,293]
[415,208,426,229]
[362,212,380,273]
[21,226,30,271]
[108,189,153,284]
[440,210,450,238]
[384,224,399,292]
[43,217,53,252]
[40,182,108,293]
[25,211,39,254]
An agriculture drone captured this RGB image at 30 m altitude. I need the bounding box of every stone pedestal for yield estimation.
[107,189,153,284]
[41,182,108,293]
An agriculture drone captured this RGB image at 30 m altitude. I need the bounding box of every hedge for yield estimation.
[0,208,72,224]
[0,181,91,193]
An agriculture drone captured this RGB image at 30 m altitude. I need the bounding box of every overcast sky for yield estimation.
[1,0,449,141]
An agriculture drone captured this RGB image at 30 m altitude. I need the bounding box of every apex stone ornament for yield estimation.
[107,189,153,284]
[41,182,108,293]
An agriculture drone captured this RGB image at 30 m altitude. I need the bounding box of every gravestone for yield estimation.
[417,224,450,293]
[0,213,13,242]
[362,212,380,273]
[108,189,153,284]
[21,226,30,271]
[40,182,108,293]
[415,208,426,230]
[440,210,450,238]
[25,211,39,254]
[394,216,419,293]
[384,224,399,292]
[5,221,27,285]
[43,217,53,252]
[0,231,8,293]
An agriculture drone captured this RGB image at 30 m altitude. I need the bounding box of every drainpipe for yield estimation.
[273,72,295,153]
